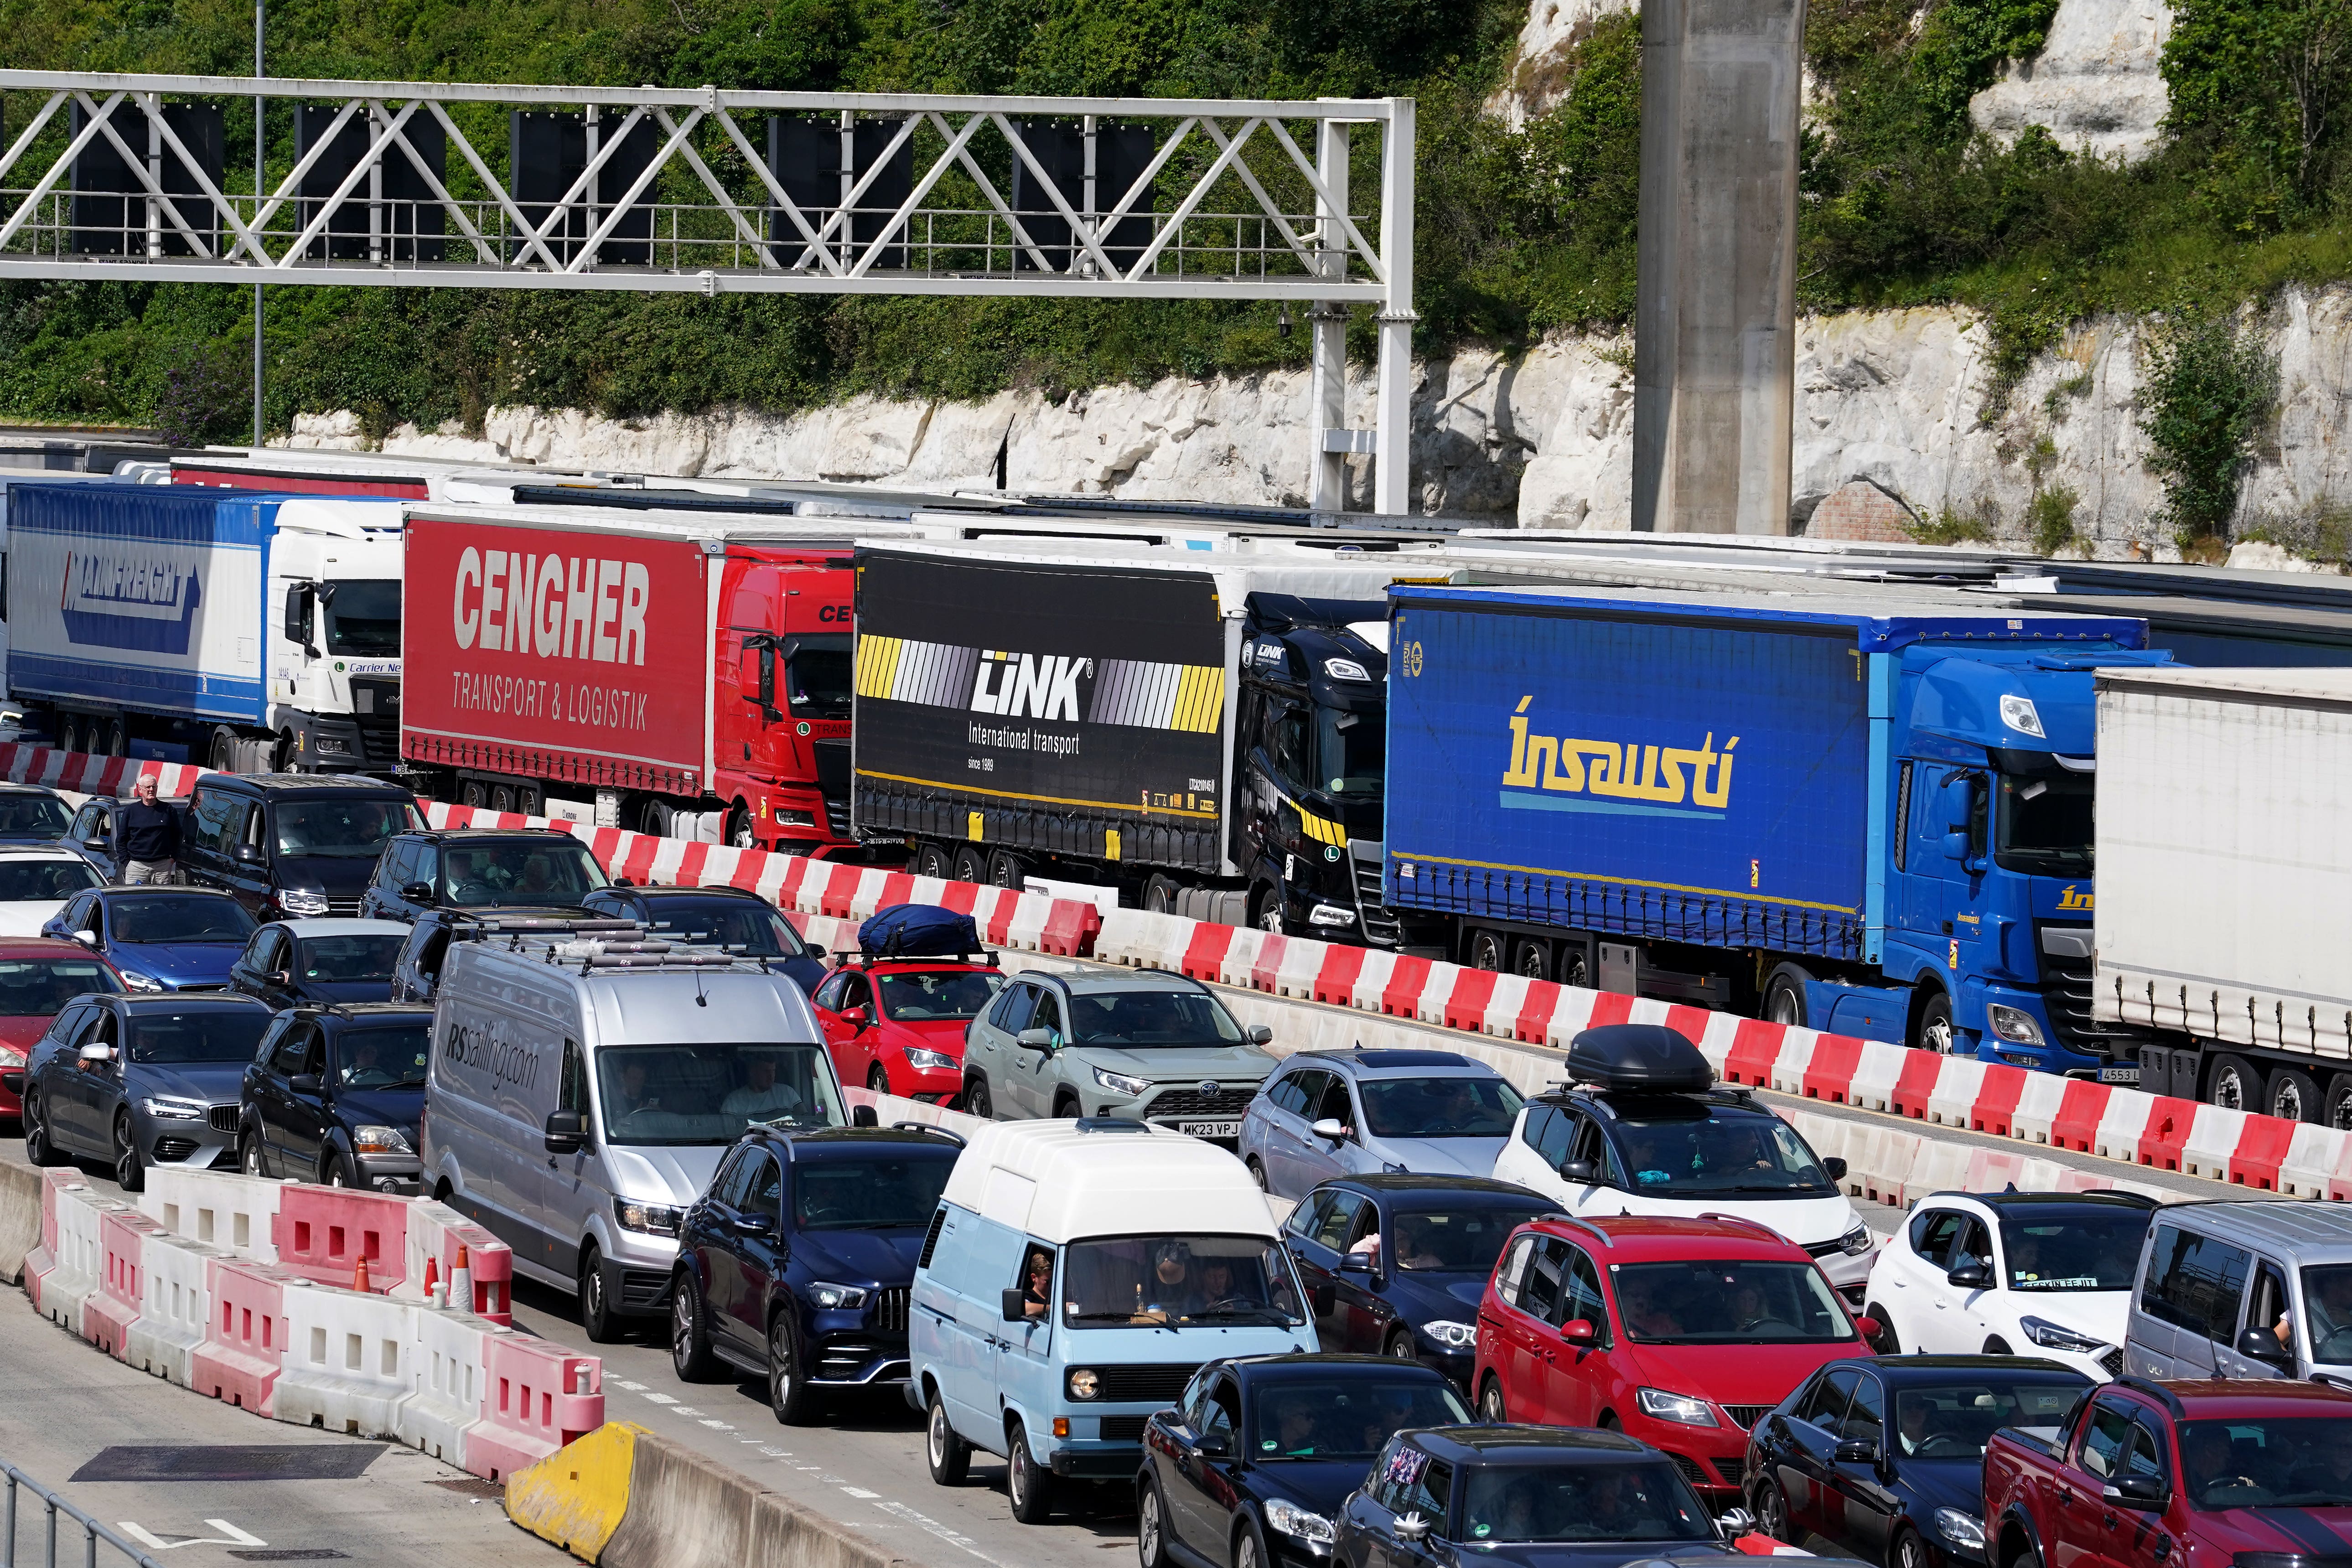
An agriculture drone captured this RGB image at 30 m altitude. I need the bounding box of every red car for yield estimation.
[0,937,127,1118]
[1472,1214,1879,1507]
[810,957,1006,1102]
[1985,1376,2352,1568]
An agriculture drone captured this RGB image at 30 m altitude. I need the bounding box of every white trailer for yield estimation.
[2094,665,2352,1125]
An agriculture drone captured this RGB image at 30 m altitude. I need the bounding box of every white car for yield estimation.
[1490,1025,1878,1299]
[0,846,105,936]
[1859,1189,2159,1380]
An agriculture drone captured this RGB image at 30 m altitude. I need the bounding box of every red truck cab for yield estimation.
[713,549,855,854]
[1984,1377,2352,1568]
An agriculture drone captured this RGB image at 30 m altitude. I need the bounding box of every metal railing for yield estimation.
[0,1461,167,1568]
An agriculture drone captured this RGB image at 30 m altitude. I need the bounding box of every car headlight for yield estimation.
[2021,1315,2107,1354]
[1093,1066,1151,1097]
[121,971,165,993]
[1840,1222,1875,1257]
[278,888,331,917]
[1985,1004,2046,1047]
[1935,1508,1987,1554]
[1067,1368,1100,1400]
[1307,903,1356,928]
[611,1198,685,1237]
[1265,1497,1337,1544]
[351,1124,412,1155]
[903,1046,959,1071]
[808,1281,869,1310]
[1637,1387,1720,1427]
[140,1095,206,1120]
[0,1044,24,1067]
[1422,1320,1479,1350]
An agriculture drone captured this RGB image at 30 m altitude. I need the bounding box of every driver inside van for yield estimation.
[722,1055,803,1121]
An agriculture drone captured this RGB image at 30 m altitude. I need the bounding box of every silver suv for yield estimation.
[958,970,1276,1144]
[2124,1200,2352,1382]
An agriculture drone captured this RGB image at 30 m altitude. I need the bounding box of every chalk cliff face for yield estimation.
[286,287,2352,565]
[1968,0,2175,163]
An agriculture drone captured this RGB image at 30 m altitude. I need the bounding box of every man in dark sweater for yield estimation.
[119,774,181,885]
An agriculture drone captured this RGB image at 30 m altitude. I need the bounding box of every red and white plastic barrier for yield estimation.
[83,1207,166,1359]
[27,1174,123,1335]
[193,1257,304,1414]
[466,1330,604,1482]
[399,1201,512,1325]
[0,742,209,799]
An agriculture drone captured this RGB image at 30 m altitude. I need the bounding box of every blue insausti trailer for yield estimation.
[1378,582,2175,1074]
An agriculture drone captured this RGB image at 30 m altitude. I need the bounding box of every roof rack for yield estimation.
[1546,1214,1616,1249]
[830,948,997,968]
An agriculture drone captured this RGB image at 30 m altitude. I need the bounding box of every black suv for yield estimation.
[239,1003,432,1191]
[360,828,611,923]
[580,885,825,994]
[180,774,424,921]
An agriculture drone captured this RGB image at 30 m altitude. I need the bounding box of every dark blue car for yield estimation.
[1333,1426,1756,1568]
[1283,1175,1559,1389]
[669,1123,964,1423]
[43,886,260,994]
[581,884,825,996]
[1139,1354,1471,1568]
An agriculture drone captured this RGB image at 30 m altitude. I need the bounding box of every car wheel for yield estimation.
[1754,1480,1793,1544]
[1894,1527,1932,1568]
[770,1311,819,1425]
[1478,1377,1507,1423]
[1233,1516,1270,1568]
[324,1150,358,1188]
[671,1271,719,1382]
[1006,1420,1054,1524]
[868,1064,893,1098]
[964,1076,995,1120]
[1911,988,1957,1056]
[1984,1335,2012,1355]
[1865,1301,1899,1354]
[1385,1328,1418,1361]
[1137,1477,1174,1568]
[926,1387,971,1485]
[578,1245,625,1344]
[1052,1092,1081,1121]
[2014,1537,2045,1568]
[1245,1157,1268,1191]
[22,1093,62,1167]
[240,1131,266,1178]
[114,1109,143,1193]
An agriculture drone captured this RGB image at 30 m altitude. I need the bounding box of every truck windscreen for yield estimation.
[323,580,401,658]
[1317,708,1383,797]
[1995,769,2092,875]
[787,637,852,721]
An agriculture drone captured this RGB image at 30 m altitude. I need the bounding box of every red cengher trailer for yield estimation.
[398,506,865,857]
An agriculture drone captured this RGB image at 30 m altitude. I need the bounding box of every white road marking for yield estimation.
[842,1487,881,1498]
[640,1392,679,1405]
[119,1520,267,1551]
[615,1380,649,1391]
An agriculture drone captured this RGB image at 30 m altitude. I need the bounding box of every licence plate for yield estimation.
[2098,1065,2141,1085]
[1176,1120,1242,1138]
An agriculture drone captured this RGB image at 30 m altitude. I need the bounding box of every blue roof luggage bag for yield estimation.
[859,903,980,957]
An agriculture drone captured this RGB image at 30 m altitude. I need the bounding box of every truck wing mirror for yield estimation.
[1941,831,1973,861]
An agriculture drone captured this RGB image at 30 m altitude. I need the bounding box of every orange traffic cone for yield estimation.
[352,1253,372,1293]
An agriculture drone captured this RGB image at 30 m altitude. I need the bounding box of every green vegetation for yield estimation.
[2137,306,2279,547]
[1,0,2351,443]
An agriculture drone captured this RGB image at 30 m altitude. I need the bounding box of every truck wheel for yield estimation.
[1250,885,1285,936]
[1559,947,1592,989]
[1513,940,1550,981]
[1144,874,1183,914]
[1467,929,1505,971]
[2327,1074,2352,1131]
[460,778,488,808]
[1765,966,1811,1028]
[911,840,949,878]
[2208,1053,2260,1113]
[639,798,673,838]
[1911,989,1956,1055]
[985,850,1026,890]
[102,718,125,757]
[54,714,80,755]
[951,846,987,885]
[208,727,237,772]
[2271,1068,2321,1124]
[276,731,302,772]
[491,784,515,813]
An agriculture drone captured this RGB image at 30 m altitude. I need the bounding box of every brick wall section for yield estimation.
[1806,479,1917,543]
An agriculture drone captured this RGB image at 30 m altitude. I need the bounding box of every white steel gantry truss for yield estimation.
[0,73,1416,513]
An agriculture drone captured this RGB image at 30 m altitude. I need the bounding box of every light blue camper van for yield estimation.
[912,1119,1318,1523]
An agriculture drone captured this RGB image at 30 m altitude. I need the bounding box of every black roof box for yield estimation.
[1566,1025,1714,1094]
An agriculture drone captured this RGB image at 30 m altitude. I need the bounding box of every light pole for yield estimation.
[251,0,264,446]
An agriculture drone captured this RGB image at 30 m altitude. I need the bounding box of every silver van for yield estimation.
[2123,1201,2352,1382]
[421,929,850,1340]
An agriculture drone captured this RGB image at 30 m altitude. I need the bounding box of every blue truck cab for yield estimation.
[1380,584,2175,1074]
[910,1118,1319,1524]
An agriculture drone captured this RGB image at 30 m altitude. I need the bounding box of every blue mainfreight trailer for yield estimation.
[1379,582,2176,1073]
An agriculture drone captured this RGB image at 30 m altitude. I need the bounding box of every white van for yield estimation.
[912,1119,1317,1525]
[422,929,849,1340]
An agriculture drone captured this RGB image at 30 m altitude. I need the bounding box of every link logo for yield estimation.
[969,650,1092,721]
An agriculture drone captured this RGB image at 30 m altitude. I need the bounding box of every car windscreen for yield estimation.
[595,1042,842,1145]
[790,1155,955,1231]
[1999,1207,2152,1292]
[0,795,72,838]
[297,934,405,983]
[128,1009,269,1063]
[1392,1206,1555,1273]
[1061,1235,1308,1329]
[2179,1418,2352,1510]
[322,579,401,658]
[2298,1265,2352,1363]
[442,839,610,907]
[0,956,124,1014]
[275,799,420,859]
[878,970,1005,1022]
[1608,1105,1836,1196]
[0,860,101,902]
[1248,1377,1468,1460]
[1459,1460,1715,1544]
[1064,988,1246,1046]
[1891,1378,2088,1461]
[111,895,259,944]
[333,1024,429,1089]
[1612,1259,1857,1345]
[1359,1076,1523,1139]
[640,900,806,959]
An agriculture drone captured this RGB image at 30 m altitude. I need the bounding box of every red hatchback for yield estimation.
[0,937,126,1118]
[810,957,1006,1102]
[1472,1214,1878,1507]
